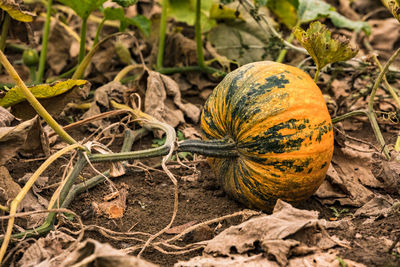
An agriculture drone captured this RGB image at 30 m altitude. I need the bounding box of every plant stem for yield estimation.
[93,17,106,47]
[276,33,295,63]
[0,13,10,52]
[0,50,80,146]
[178,138,239,157]
[73,32,125,79]
[156,0,168,69]
[0,143,81,264]
[36,0,52,84]
[368,46,400,159]
[314,68,320,83]
[78,17,88,64]
[331,110,369,123]
[195,0,205,68]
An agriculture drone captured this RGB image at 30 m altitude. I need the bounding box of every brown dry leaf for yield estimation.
[204,200,338,266]
[17,231,75,267]
[0,106,16,127]
[164,33,198,67]
[354,196,394,218]
[96,188,128,219]
[179,200,359,267]
[368,18,400,61]
[47,22,75,75]
[181,126,202,140]
[145,71,201,137]
[337,145,384,188]
[81,81,126,130]
[315,163,374,206]
[0,166,21,204]
[61,239,157,267]
[177,252,367,267]
[381,160,400,193]
[0,116,44,165]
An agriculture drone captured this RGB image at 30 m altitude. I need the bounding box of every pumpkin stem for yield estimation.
[178,138,239,157]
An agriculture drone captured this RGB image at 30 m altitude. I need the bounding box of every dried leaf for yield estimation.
[354,196,394,219]
[61,239,157,267]
[81,81,126,130]
[96,188,128,219]
[0,166,21,204]
[0,0,34,22]
[144,71,201,137]
[0,106,16,127]
[17,231,75,267]
[0,116,43,165]
[293,21,358,71]
[165,221,197,234]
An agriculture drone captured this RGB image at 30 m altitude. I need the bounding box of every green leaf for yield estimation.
[104,7,151,36]
[125,15,151,36]
[209,3,242,20]
[0,0,34,22]
[167,0,216,32]
[297,0,332,23]
[104,7,125,21]
[327,11,371,35]
[293,21,358,71]
[0,80,88,108]
[112,0,137,8]
[57,0,107,19]
[297,0,370,34]
[266,0,298,28]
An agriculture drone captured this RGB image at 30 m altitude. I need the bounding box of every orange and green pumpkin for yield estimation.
[180,61,334,211]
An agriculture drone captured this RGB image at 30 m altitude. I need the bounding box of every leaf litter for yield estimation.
[1,0,400,266]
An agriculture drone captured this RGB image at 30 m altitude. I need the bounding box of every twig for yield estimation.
[0,144,81,264]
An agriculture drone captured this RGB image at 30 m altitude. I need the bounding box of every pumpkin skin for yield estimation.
[201,61,334,211]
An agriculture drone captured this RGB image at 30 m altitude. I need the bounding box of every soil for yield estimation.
[4,131,400,267]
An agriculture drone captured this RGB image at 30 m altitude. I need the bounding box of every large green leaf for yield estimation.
[58,0,107,19]
[0,80,88,108]
[104,7,151,36]
[293,21,358,71]
[297,0,370,34]
[167,0,216,32]
[112,0,137,7]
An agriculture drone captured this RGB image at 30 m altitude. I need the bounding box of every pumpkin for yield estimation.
[196,61,334,211]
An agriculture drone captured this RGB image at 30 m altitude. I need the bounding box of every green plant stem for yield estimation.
[36,0,52,84]
[195,0,205,68]
[156,0,168,69]
[78,17,88,64]
[93,17,106,47]
[62,129,147,208]
[0,13,10,52]
[178,138,239,157]
[29,66,36,82]
[314,68,320,83]
[331,110,369,123]
[276,33,295,63]
[363,38,400,109]
[368,46,400,158]
[0,50,80,146]
[332,109,390,159]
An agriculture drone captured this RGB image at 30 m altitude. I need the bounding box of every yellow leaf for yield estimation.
[0,0,34,22]
[0,80,88,108]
